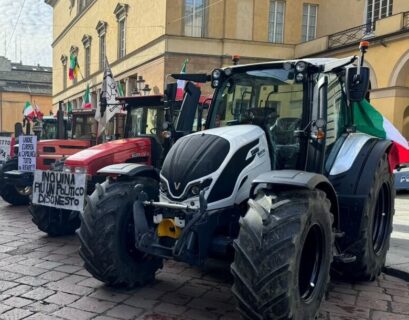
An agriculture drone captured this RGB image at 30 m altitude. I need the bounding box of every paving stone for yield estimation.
[0,271,22,281]
[154,302,187,315]
[22,287,55,300]
[391,301,409,315]
[372,311,409,320]
[106,304,144,319]
[52,306,96,320]
[124,297,158,309]
[89,288,129,303]
[34,260,63,270]
[188,297,236,314]
[183,308,218,320]
[45,280,94,296]
[54,264,82,274]
[59,274,87,284]
[24,314,60,320]
[42,254,67,262]
[69,296,116,313]
[76,277,103,288]
[0,281,18,292]
[45,291,81,306]
[327,291,356,306]
[0,308,32,320]
[0,264,48,277]
[39,270,69,281]
[355,296,388,311]
[24,301,61,313]
[0,304,12,315]
[93,316,120,320]
[3,296,33,308]
[14,276,48,286]
[320,301,370,319]
[358,290,392,301]
[2,285,32,296]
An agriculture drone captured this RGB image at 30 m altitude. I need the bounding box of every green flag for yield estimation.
[67,101,73,113]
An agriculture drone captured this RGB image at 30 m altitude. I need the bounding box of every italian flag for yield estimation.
[176,58,189,100]
[23,101,35,119]
[69,54,79,80]
[82,83,92,109]
[353,100,409,168]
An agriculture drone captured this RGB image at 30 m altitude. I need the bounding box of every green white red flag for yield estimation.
[176,58,188,100]
[353,99,409,167]
[82,83,92,109]
[23,101,35,119]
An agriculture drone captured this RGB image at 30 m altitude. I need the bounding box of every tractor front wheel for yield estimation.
[231,189,333,320]
[29,205,80,236]
[77,177,162,288]
[0,160,30,206]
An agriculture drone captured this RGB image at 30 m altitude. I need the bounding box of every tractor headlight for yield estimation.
[295,73,305,82]
[295,61,307,72]
[187,178,212,198]
[212,69,222,79]
[74,167,87,174]
[63,166,72,173]
[224,68,232,76]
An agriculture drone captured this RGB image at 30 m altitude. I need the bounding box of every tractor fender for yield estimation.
[328,138,392,249]
[97,163,159,180]
[251,170,339,228]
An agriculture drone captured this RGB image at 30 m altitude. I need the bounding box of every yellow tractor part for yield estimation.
[157,219,182,239]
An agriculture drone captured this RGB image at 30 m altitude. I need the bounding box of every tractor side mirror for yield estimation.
[14,122,23,137]
[346,66,370,102]
[164,83,177,102]
[175,82,201,133]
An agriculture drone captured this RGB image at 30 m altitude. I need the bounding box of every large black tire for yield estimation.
[333,154,394,281]
[29,204,80,236]
[0,159,30,206]
[231,189,333,320]
[77,177,163,288]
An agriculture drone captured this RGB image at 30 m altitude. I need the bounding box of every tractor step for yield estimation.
[334,253,356,264]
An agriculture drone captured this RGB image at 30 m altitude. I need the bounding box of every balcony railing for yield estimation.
[328,23,375,49]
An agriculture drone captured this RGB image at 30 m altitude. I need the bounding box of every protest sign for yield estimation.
[0,136,12,162]
[18,135,37,172]
[32,170,87,212]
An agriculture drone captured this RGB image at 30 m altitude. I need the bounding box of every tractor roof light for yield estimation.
[212,69,222,80]
[295,61,307,73]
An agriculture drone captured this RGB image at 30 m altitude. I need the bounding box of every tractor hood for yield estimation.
[64,138,152,175]
[161,125,266,201]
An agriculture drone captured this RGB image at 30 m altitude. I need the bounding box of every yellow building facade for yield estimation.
[47,0,409,137]
[0,57,53,133]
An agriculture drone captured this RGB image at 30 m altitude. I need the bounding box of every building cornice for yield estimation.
[44,0,58,8]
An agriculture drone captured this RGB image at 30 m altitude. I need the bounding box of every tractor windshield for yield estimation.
[128,107,164,139]
[209,65,305,169]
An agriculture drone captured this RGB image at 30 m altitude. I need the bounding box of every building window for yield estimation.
[61,55,67,90]
[118,19,126,58]
[268,1,285,43]
[114,4,128,59]
[367,0,393,24]
[82,35,92,77]
[302,4,318,42]
[184,0,207,37]
[77,0,89,14]
[96,21,107,70]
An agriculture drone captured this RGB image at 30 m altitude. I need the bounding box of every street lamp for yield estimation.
[142,84,151,96]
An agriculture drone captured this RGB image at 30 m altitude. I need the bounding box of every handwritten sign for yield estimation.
[32,170,87,212]
[0,136,12,162]
[18,135,37,172]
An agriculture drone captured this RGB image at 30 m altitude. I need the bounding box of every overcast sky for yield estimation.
[0,0,52,67]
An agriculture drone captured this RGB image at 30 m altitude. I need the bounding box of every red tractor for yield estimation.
[0,108,96,206]
[29,83,203,236]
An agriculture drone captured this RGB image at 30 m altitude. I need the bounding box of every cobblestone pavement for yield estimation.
[0,198,408,320]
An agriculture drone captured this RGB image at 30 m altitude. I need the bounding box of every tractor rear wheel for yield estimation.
[77,177,162,288]
[333,153,394,281]
[0,160,30,206]
[30,205,80,236]
[231,189,333,320]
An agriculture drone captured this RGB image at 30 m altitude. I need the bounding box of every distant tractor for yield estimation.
[30,83,203,236]
[0,108,96,206]
[77,44,397,319]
